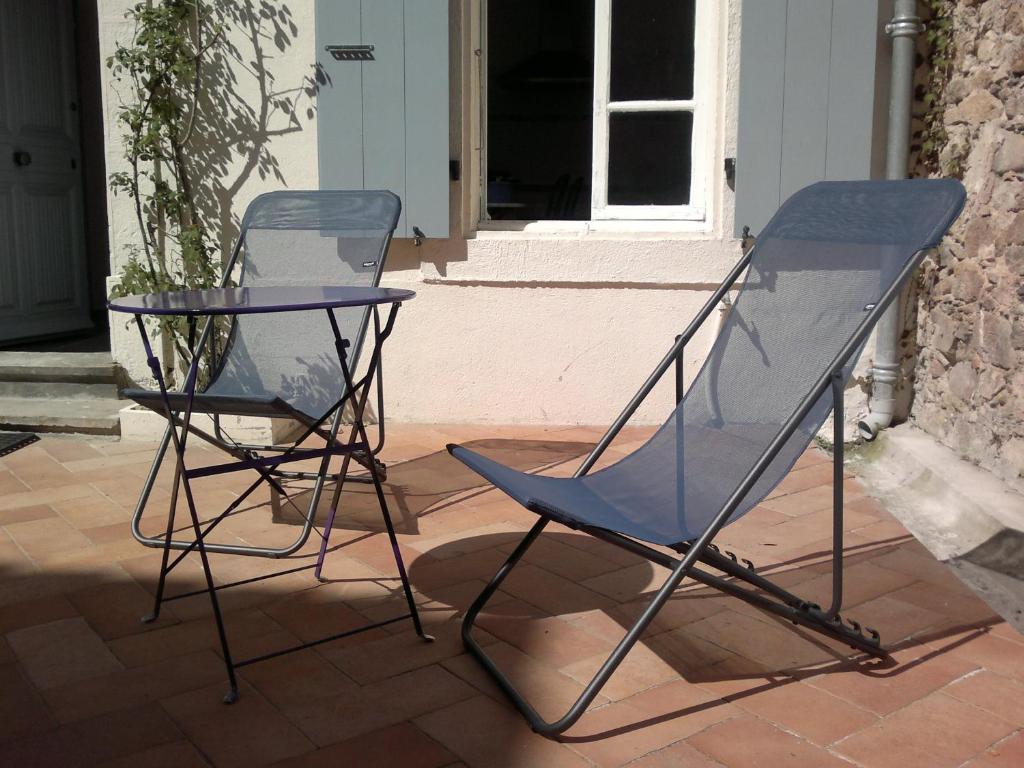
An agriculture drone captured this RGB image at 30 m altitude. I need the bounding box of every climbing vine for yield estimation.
[107,0,316,384]
[917,0,958,175]
[107,1,223,382]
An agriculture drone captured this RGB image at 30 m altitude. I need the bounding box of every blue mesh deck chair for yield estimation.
[124,191,430,659]
[450,179,966,736]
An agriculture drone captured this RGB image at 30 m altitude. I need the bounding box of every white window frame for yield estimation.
[473,0,720,230]
[591,0,713,221]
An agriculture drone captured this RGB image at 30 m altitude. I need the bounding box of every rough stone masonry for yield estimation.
[912,0,1024,493]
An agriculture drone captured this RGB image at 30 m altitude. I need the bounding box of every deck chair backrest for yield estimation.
[584,180,965,543]
[210,190,401,421]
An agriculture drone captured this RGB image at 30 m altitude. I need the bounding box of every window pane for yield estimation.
[485,0,594,220]
[607,111,692,205]
[610,0,695,102]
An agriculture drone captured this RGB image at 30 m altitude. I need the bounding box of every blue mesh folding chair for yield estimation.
[451,179,966,736]
[127,190,401,561]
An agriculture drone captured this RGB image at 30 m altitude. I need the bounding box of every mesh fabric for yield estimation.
[205,190,401,422]
[452,179,966,545]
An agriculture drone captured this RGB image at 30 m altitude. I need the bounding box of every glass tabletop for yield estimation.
[108,286,416,316]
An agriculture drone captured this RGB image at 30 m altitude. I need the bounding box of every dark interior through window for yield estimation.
[486,0,594,221]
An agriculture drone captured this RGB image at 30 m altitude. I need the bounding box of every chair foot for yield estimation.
[223,685,239,705]
[419,632,436,643]
[141,613,159,625]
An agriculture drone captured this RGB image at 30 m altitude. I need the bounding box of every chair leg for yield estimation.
[356,418,433,642]
[142,427,182,624]
[462,518,700,737]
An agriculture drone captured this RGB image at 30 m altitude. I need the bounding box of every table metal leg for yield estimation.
[133,315,239,702]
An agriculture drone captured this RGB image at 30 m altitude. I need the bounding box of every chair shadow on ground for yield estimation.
[408,527,1004,743]
[268,437,596,536]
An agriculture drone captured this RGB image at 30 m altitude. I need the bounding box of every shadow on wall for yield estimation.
[185,1,320,258]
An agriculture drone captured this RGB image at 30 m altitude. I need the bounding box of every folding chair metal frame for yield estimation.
[458,242,931,737]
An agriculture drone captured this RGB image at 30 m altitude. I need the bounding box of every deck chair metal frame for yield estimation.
[451,180,966,736]
[128,191,397,561]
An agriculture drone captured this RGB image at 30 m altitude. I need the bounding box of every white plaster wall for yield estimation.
[101,0,747,427]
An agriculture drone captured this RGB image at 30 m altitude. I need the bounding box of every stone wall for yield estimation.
[912,0,1024,491]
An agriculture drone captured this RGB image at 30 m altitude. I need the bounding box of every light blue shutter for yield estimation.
[315,0,449,239]
[734,0,887,237]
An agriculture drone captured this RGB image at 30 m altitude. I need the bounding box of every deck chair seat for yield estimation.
[450,420,781,545]
[123,387,316,425]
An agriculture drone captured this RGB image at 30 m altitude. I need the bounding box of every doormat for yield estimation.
[0,432,39,457]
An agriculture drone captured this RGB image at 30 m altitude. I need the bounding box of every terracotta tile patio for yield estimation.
[0,425,1021,767]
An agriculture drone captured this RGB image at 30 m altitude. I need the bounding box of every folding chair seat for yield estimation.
[451,179,967,736]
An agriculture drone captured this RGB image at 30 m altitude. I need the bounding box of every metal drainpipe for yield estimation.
[858,0,926,441]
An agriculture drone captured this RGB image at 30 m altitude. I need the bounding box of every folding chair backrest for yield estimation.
[210,190,401,421]
[585,180,965,543]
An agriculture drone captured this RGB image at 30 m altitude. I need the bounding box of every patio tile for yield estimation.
[4,516,94,560]
[839,594,948,645]
[0,701,182,767]
[561,640,680,701]
[50,494,130,531]
[269,722,455,768]
[98,739,212,767]
[834,691,1016,768]
[322,621,469,685]
[890,580,1001,625]
[0,470,30,496]
[42,649,226,724]
[0,663,56,743]
[927,629,1024,679]
[561,679,739,768]
[161,681,315,768]
[0,482,97,513]
[39,438,106,464]
[476,601,617,669]
[626,739,726,767]
[0,501,56,526]
[415,695,591,768]
[688,715,852,768]
[944,670,1024,727]
[785,558,917,611]
[804,643,980,715]
[238,648,356,712]
[684,609,846,672]
[725,676,879,746]
[6,616,123,690]
[287,665,476,746]
[0,593,79,635]
[501,562,616,617]
[107,609,280,667]
[760,479,864,517]
[66,577,163,639]
[964,731,1024,767]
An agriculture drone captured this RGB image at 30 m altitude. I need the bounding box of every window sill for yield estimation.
[473,217,716,239]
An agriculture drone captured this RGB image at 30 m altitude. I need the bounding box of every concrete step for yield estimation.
[850,424,1024,634]
[0,351,117,384]
[0,396,122,435]
[0,380,119,399]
